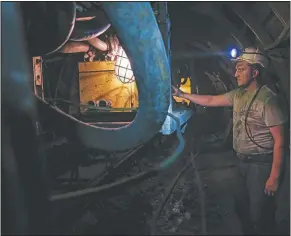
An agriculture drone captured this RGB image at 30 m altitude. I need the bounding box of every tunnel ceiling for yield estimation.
[74,2,290,62]
[75,2,289,54]
[40,1,290,101]
[169,2,290,53]
[168,1,290,101]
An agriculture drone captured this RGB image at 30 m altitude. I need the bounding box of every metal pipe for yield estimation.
[69,6,111,42]
[88,37,108,51]
[2,2,50,234]
[58,37,108,53]
[75,2,171,151]
[58,41,91,53]
[76,16,96,21]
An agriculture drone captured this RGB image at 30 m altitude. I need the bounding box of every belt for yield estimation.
[236,153,273,163]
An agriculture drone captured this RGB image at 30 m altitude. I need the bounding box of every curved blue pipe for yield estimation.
[77,2,171,151]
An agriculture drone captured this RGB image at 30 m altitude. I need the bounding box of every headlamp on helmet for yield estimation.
[229,47,269,68]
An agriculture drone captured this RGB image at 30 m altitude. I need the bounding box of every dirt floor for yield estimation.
[50,136,290,235]
[64,149,245,235]
[150,149,243,235]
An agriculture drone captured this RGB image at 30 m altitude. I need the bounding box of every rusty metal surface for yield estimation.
[78,61,139,111]
[76,2,171,151]
[33,57,45,99]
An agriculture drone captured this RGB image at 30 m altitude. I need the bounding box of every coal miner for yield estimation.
[172,47,289,235]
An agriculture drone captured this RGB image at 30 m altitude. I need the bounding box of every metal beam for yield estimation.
[230,2,290,102]
[268,2,290,27]
[230,3,273,47]
[189,3,250,47]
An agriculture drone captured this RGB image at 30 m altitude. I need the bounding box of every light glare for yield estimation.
[230,48,237,58]
[115,47,135,83]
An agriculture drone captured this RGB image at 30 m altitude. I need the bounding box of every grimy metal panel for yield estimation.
[76,2,171,151]
[78,61,139,112]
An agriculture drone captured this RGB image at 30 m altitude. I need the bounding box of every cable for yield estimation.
[53,58,67,104]
[45,96,205,233]
[151,151,200,235]
[50,170,157,201]
[49,112,185,202]
[190,151,207,235]
[244,85,273,150]
[158,112,185,169]
[87,145,144,187]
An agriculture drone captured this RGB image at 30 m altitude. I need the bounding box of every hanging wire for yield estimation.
[49,111,185,202]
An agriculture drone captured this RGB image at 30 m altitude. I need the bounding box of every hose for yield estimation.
[151,152,198,235]
[157,112,185,169]
[50,99,185,164]
[245,85,273,150]
[47,99,206,233]
[49,112,185,202]
[58,37,109,54]
[87,37,109,51]
[50,170,157,201]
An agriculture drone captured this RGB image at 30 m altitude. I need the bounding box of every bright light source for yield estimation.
[115,47,135,83]
[230,48,238,58]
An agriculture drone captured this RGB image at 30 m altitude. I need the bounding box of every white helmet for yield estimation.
[231,47,269,68]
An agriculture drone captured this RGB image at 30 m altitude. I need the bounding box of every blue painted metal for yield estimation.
[158,112,185,169]
[77,2,171,151]
[154,2,194,135]
[153,2,171,59]
[2,3,50,233]
[161,107,194,135]
[2,2,37,119]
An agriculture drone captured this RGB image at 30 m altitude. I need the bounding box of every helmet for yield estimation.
[231,47,269,68]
